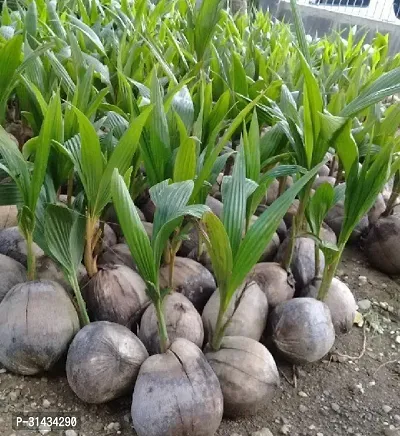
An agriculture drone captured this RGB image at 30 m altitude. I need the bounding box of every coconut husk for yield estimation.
[131,339,223,436]
[66,321,148,403]
[0,280,79,375]
[139,293,204,355]
[205,336,280,418]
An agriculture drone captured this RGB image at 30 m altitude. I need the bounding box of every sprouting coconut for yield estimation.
[159,257,216,312]
[0,205,18,229]
[0,226,44,266]
[131,338,223,436]
[205,336,280,418]
[139,293,204,355]
[300,278,357,334]
[275,236,325,290]
[0,254,27,302]
[265,178,292,206]
[0,280,79,375]
[98,243,136,270]
[36,256,86,295]
[365,215,400,275]
[247,262,294,308]
[202,282,268,343]
[85,265,150,328]
[66,321,148,403]
[269,298,335,364]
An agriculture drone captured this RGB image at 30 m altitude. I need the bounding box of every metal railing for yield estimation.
[283,0,400,24]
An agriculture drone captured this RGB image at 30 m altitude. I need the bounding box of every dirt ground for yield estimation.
[0,246,399,436]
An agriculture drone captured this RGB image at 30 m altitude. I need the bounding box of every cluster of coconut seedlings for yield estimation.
[1,1,400,432]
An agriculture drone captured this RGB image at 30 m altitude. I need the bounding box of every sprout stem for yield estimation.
[67,171,74,208]
[382,171,400,217]
[84,215,98,278]
[281,179,313,271]
[26,231,36,281]
[70,274,90,326]
[211,305,226,351]
[317,245,344,300]
[168,248,176,289]
[155,297,169,353]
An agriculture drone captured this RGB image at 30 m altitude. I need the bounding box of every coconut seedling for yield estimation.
[111,170,224,435]
[276,0,400,289]
[60,106,152,326]
[0,92,61,278]
[200,146,324,416]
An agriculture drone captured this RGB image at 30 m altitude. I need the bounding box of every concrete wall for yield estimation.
[260,0,400,55]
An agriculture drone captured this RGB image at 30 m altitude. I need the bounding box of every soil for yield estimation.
[0,246,399,436]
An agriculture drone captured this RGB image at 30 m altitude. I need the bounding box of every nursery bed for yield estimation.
[0,247,399,436]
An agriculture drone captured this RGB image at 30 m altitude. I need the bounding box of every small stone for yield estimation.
[347,428,354,434]
[38,424,51,435]
[357,299,371,312]
[299,405,307,413]
[298,391,308,397]
[394,415,400,423]
[395,336,400,344]
[383,405,393,413]
[231,434,243,436]
[280,425,291,435]
[358,276,368,285]
[331,403,340,412]
[65,431,78,436]
[106,422,120,431]
[317,433,323,436]
[42,399,51,408]
[123,414,130,423]
[0,368,6,374]
[9,390,20,401]
[384,430,400,436]
[380,302,389,310]
[252,429,274,436]
[309,425,316,430]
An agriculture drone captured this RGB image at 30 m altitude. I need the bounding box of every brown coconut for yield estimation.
[0,280,79,375]
[320,222,337,245]
[66,321,148,403]
[139,293,204,355]
[97,243,136,270]
[205,336,280,418]
[159,257,216,311]
[0,205,18,229]
[0,254,27,302]
[247,262,294,308]
[85,265,150,327]
[36,256,86,295]
[269,298,335,364]
[312,176,336,190]
[0,226,44,266]
[202,282,268,343]
[368,193,386,227]
[365,215,400,275]
[275,237,325,290]
[300,278,357,334]
[318,164,330,177]
[131,338,223,436]
[283,199,299,228]
[324,201,368,243]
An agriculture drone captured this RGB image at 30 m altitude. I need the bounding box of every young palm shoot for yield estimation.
[111,171,209,353]
[44,204,90,326]
[201,147,324,351]
[317,139,395,301]
[64,106,152,277]
[0,93,62,280]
